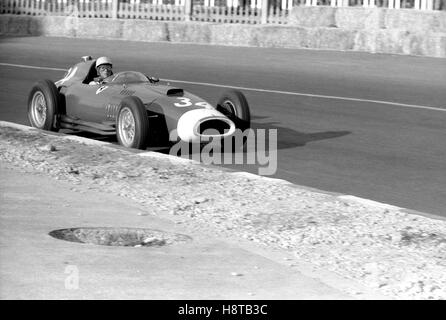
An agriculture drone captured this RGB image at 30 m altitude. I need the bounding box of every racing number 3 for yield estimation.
[174,97,193,107]
[174,97,211,108]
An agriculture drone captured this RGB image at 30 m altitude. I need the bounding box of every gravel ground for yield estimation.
[1,126,445,299]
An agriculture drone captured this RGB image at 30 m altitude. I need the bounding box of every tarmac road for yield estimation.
[0,36,445,217]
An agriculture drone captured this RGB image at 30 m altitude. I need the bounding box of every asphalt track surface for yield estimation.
[1,36,445,217]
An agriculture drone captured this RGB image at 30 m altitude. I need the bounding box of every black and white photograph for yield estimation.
[0,0,445,305]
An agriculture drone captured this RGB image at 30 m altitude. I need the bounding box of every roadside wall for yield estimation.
[1,7,445,57]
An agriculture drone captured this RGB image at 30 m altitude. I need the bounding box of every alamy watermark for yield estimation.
[169,128,278,176]
[64,265,79,290]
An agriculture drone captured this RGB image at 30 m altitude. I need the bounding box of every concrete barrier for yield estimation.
[288,6,337,28]
[335,7,385,30]
[384,8,446,33]
[1,7,445,58]
[73,18,123,39]
[288,7,446,33]
[122,19,167,42]
[168,22,212,44]
[0,15,32,35]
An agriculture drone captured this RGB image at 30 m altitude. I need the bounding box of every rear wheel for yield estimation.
[28,80,60,131]
[116,96,150,149]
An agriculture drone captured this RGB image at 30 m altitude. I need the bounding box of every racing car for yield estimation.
[28,56,250,150]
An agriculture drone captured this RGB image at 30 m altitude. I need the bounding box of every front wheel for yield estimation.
[216,89,250,132]
[216,90,251,152]
[116,96,150,149]
[27,79,60,131]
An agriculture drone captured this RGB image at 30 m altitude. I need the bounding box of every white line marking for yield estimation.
[0,121,36,131]
[137,151,199,164]
[230,171,292,184]
[338,195,401,210]
[1,62,445,112]
[0,62,66,72]
[62,135,112,147]
[164,78,446,112]
[0,121,113,146]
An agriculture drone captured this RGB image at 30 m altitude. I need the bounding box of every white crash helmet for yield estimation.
[96,56,112,69]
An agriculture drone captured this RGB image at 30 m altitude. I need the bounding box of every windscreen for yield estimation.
[108,71,149,84]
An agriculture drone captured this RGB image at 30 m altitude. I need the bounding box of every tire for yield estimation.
[116,96,150,149]
[216,90,251,152]
[216,89,250,131]
[27,80,60,131]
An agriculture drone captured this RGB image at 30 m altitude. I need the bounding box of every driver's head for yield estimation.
[96,56,113,79]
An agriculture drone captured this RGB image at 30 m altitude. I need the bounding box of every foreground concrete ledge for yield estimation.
[0,121,445,299]
[0,11,445,57]
[1,164,356,299]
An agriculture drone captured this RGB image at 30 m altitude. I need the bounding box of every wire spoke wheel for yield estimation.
[118,107,136,147]
[31,91,47,128]
[27,79,60,132]
[116,96,150,149]
[219,100,236,117]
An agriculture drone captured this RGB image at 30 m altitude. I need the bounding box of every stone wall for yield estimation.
[1,7,445,57]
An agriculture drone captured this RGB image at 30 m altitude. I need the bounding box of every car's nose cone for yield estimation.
[176,109,235,143]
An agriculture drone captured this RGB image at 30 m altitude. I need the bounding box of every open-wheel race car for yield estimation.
[28,56,251,150]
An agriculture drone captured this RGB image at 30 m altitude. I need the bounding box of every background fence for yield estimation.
[1,0,445,25]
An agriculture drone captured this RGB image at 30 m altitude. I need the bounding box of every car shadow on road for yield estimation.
[162,115,351,157]
[249,115,351,151]
[62,115,351,153]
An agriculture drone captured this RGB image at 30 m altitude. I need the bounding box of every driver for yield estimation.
[89,56,113,85]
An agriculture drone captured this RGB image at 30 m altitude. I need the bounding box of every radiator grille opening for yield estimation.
[198,119,231,135]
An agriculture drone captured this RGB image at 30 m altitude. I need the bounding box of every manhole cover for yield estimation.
[49,227,191,247]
